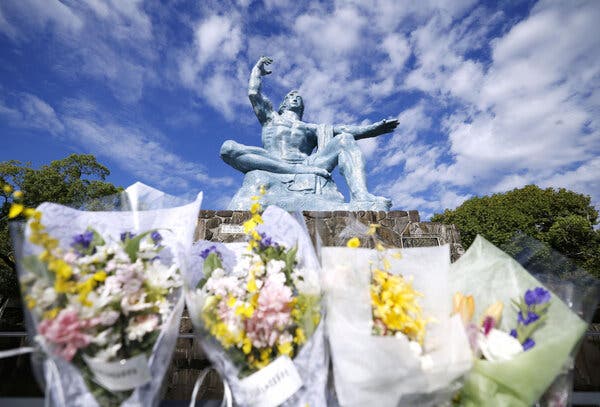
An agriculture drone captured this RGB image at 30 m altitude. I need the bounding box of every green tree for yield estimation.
[432,185,600,278]
[0,154,121,298]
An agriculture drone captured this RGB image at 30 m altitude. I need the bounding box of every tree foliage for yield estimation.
[0,154,121,297]
[432,185,600,278]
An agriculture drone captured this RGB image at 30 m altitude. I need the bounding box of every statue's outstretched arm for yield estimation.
[334,118,399,140]
[248,56,274,124]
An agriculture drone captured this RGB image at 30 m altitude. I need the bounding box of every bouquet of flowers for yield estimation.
[10,183,202,407]
[449,235,589,406]
[322,225,472,407]
[185,203,326,407]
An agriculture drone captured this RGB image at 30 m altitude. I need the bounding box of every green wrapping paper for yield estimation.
[450,235,588,407]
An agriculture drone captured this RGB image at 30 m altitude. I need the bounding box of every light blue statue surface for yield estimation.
[222,56,398,211]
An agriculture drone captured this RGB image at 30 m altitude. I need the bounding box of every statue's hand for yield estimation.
[376,118,399,134]
[255,56,273,76]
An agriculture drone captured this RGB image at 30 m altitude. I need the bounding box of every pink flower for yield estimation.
[245,278,293,348]
[38,309,93,361]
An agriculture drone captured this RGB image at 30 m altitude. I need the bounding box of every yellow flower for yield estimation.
[48,259,72,280]
[452,292,474,326]
[247,276,258,293]
[227,296,237,308]
[242,337,252,354]
[294,327,306,345]
[277,341,293,357]
[250,202,261,214]
[260,348,271,362]
[371,269,427,344]
[93,271,107,282]
[43,308,60,320]
[13,190,23,199]
[234,302,255,318]
[346,237,361,248]
[259,185,266,195]
[25,295,36,309]
[8,203,24,219]
[3,184,12,194]
[243,218,257,233]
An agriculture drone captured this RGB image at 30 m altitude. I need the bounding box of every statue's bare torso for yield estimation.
[261,115,317,162]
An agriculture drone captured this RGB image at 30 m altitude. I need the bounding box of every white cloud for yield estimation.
[177,14,245,117]
[0,93,64,135]
[1,93,233,191]
[63,116,232,190]
[1,0,155,104]
[376,0,600,215]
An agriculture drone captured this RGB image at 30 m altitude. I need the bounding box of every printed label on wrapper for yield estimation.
[83,354,151,391]
[239,355,303,407]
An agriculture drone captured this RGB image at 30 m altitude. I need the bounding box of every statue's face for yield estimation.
[279,90,304,117]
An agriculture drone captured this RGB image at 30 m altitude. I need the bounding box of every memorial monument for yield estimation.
[221,56,398,211]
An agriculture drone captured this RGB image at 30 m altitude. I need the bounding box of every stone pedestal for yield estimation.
[195,209,464,261]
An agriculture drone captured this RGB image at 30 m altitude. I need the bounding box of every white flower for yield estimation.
[251,260,266,277]
[211,268,225,279]
[77,247,108,266]
[126,314,160,342]
[99,310,120,326]
[30,281,56,309]
[91,328,116,347]
[63,252,78,264]
[121,292,153,315]
[145,263,181,289]
[266,271,286,286]
[291,268,319,295]
[278,331,293,345]
[93,343,122,362]
[478,328,523,362]
[266,260,286,275]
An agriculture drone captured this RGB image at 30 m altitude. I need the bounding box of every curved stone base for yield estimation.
[228,170,390,211]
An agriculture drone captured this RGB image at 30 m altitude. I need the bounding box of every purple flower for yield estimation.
[72,230,94,249]
[200,245,219,259]
[518,311,540,326]
[120,232,136,242]
[259,232,279,250]
[522,338,536,351]
[151,231,162,244]
[524,287,551,306]
[510,329,517,338]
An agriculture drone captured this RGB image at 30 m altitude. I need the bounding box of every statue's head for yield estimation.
[278,90,304,118]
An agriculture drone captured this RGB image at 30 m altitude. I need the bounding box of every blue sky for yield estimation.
[1,0,599,219]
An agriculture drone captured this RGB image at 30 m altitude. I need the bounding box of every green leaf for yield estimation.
[123,231,154,262]
[22,255,52,281]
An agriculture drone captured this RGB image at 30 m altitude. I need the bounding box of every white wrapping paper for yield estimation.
[13,183,202,407]
[323,245,472,407]
[185,206,328,407]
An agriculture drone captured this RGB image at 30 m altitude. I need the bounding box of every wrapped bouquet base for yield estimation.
[185,206,327,407]
[323,245,472,407]
[11,183,203,407]
[450,236,589,407]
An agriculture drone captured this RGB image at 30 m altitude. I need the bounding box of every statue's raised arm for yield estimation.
[248,56,274,124]
[334,118,399,140]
